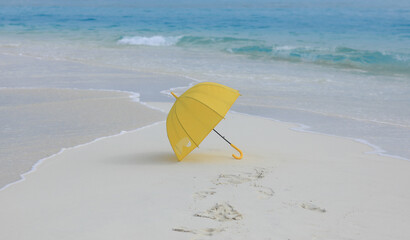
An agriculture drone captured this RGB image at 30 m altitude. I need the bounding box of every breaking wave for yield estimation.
[117,35,182,46]
[117,35,410,75]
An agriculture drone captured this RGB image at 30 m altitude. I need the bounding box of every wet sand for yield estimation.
[0,88,165,188]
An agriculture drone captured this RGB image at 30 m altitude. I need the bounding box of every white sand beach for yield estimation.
[1,102,409,240]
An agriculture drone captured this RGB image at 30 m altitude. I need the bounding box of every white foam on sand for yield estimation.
[159,79,199,98]
[117,35,182,46]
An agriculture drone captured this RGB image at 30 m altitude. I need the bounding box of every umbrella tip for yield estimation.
[171,92,178,99]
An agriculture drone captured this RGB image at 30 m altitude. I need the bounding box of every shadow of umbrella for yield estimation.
[103,152,177,166]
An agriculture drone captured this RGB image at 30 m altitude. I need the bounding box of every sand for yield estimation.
[1,102,409,240]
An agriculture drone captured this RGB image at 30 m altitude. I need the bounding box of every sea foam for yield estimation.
[117,35,182,46]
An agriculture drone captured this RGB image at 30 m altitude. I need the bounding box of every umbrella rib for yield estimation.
[180,96,226,119]
[173,104,200,148]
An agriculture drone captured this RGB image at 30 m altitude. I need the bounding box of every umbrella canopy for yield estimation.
[166,82,242,161]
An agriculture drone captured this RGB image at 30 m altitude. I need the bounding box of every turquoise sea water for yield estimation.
[1,0,410,180]
[0,1,410,75]
[1,2,410,75]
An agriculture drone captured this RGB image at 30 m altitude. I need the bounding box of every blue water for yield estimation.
[1,1,410,76]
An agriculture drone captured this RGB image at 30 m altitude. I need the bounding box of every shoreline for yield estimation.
[1,102,409,239]
[1,96,408,190]
[231,110,410,162]
[1,93,408,191]
[0,120,165,192]
[1,52,408,161]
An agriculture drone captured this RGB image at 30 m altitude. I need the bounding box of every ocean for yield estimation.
[1,0,409,187]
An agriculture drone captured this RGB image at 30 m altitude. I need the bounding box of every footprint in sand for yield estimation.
[176,168,269,236]
[213,168,266,185]
[212,168,274,199]
[194,202,243,222]
[193,190,216,200]
[300,202,326,213]
[172,227,225,237]
[253,184,275,199]
[172,202,230,238]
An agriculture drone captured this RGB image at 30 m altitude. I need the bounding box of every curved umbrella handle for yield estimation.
[230,144,243,160]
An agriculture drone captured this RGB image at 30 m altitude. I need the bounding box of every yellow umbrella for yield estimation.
[167,82,243,161]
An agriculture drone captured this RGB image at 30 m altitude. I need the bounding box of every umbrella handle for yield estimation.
[230,144,243,160]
